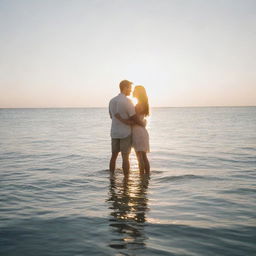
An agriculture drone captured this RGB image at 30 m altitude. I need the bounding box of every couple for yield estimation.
[109,80,150,177]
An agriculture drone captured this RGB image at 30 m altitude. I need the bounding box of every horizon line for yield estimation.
[0,105,255,109]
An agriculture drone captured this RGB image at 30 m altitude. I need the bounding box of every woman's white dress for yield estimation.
[132,114,150,152]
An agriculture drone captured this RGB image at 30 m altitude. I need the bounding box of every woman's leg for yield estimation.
[142,152,150,174]
[136,151,145,174]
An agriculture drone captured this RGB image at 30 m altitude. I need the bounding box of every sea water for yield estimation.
[0,107,255,255]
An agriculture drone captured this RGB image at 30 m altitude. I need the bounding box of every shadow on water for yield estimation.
[107,170,150,254]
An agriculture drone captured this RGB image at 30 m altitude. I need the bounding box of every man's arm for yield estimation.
[115,113,135,125]
[115,113,146,127]
[109,108,112,119]
[109,100,114,119]
[130,114,146,127]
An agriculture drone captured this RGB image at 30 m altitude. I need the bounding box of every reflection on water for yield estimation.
[107,170,150,253]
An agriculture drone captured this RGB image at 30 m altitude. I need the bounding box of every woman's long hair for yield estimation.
[133,85,149,116]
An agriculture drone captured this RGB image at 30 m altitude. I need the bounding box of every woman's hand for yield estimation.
[115,113,122,120]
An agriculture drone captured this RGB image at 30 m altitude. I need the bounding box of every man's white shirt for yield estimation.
[109,93,136,138]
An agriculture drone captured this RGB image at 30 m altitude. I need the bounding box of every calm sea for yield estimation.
[0,107,255,256]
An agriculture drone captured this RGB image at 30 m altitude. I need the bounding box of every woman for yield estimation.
[115,85,150,175]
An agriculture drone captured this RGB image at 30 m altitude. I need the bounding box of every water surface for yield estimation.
[0,107,255,255]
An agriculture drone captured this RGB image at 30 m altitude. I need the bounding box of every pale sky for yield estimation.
[0,0,256,107]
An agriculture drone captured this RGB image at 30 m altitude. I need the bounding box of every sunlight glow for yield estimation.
[128,96,138,106]
[132,97,138,106]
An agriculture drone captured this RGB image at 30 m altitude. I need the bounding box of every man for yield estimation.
[109,80,144,177]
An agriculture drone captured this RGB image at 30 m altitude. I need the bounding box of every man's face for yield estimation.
[124,85,132,96]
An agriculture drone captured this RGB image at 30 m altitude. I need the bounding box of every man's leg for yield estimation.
[109,152,119,172]
[110,138,120,172]
[121,152,130,177]
[120,135,132,177]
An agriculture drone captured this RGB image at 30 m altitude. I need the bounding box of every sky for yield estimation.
[0,0,256,108]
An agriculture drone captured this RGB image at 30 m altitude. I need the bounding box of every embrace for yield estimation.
[109,80,150,177]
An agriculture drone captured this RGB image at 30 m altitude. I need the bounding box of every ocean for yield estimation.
[0,107,255,255]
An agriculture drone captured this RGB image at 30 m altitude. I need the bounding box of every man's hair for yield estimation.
[119,80,133,91]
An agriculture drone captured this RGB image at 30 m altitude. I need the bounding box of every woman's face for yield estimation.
[133,89,138,98]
